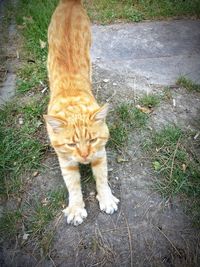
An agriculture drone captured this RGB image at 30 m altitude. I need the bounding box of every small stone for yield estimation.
[18,118,23,125]
[89,191,95,196]
[115,176,119,180]
[103,79,109,83]
[113,82,117,86]
[22,233,29,240]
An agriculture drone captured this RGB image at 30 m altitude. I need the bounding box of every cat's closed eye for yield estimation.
[67,143,77,147]
[90,138,97,144]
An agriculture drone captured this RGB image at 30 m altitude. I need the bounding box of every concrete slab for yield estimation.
[91,20,200,87]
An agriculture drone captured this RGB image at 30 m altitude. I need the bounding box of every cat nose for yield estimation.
[81,151,89,159]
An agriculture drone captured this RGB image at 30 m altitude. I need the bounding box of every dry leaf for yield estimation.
[136,104,152,114]
[16,51,20,59]
[117,156,129,163]
[194,131,200,140]
[182,164,187,173]
[39,39,46,49]
[41,198,48,206]
[33,171,39,177]
[23,16,33,24]
[17,25,26,30]
[36,120,43,127]
[41,87,48,94]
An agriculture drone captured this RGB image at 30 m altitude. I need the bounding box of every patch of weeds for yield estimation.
[145,125,200,226]
[17,63,47,93]
[0,98,48,197]
[24,188,66,236]
[117,102,148,127]
[0,210,22,239]
[0,188,66,249]
[108,102,148,149]
[109,123,129,149]
[16,0,57,58]
[40,230,55,257]
[139,93,160,108]
[14,0,56,93]
[176,76,200,93]
[84,0,200,23]
[80,164,95,183]
[84,0,143,23]
[162,87,173,101]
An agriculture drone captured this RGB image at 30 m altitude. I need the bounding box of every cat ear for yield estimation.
[91,104,109,121]
[43,115,67,133]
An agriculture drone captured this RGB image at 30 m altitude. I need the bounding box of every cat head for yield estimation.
[44,104,109,164]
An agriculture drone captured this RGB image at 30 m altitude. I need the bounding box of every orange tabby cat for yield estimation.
[44,0,119,225]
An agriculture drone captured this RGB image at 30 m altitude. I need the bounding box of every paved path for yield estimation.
[91,20,200,88]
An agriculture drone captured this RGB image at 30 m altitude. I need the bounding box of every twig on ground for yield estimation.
[169,137,180,181]
[106,90,116,102]
[123,213,133,267]
[155,226,181,257]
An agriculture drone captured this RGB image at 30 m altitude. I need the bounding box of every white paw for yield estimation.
[62,205,87,226]
[96,193,119,214]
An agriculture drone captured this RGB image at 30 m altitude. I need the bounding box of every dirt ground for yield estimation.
[0,1,200,266]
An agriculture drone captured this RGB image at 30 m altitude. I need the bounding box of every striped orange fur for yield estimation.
[44,0,119,226]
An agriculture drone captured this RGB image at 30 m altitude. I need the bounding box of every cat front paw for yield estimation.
[63,205,87,226]
[96,192,119,214]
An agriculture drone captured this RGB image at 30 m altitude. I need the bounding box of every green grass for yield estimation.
[0,97,48,197]
[109,102,148,149]
[16,0,57,57]
[0,188,66,240]
[84,0,200,24]
[15,0,57,93]
[139,94,160,108]
[80,164,95,183]
[0,0,51,198]
[17,62,47,93]
[0,210,22,238]
[24,188,66,236]
[145,125,200,225]
[176,76,200,93]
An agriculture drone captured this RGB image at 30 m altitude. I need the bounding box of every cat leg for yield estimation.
[58,158,87,225]
[92,150,119,214]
